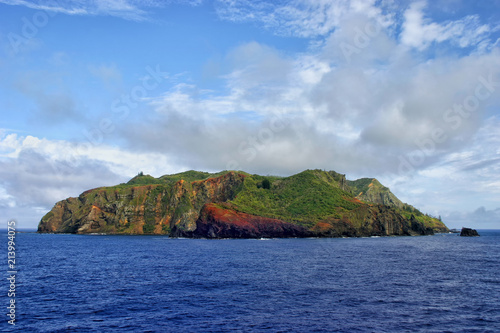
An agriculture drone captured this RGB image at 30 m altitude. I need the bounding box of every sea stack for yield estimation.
[460,227,480,237]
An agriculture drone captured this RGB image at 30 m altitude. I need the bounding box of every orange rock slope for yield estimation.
[191,203,310,238]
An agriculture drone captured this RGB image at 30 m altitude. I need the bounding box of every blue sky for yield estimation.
[1,0,499,229]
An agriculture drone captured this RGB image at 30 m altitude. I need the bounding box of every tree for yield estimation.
[138,171,144,176]
[262,178,271,190]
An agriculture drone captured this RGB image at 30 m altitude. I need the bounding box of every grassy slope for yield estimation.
[229,170,360,228]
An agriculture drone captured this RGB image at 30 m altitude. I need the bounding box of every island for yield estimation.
[37,169,449,238]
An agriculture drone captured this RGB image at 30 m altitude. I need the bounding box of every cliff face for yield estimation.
[38,171,246,235]
[38,169,448,237]
[189,203,311,238]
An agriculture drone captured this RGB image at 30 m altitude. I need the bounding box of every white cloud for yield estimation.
[381,116,500,220]
[0,187,15,208]
[0,132,184,178]
[215,0,392,38]
[401,1,491,50]
[0,0,202,21]
[0,0,88,15]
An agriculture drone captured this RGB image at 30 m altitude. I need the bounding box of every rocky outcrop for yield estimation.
[187,203,311,238]
[460,227,480,237]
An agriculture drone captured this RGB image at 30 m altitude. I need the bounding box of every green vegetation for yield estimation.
[43,211,54,220]
[159,170,216,183]
[127,174,164,186]
[229,169,360,227]
[160,170,250,184]
[347,178,375,196]
[399,209,447,232]
[347,177,404,208]
[142,224,155,234]
[162,224,171,233]
[125,170,252,187]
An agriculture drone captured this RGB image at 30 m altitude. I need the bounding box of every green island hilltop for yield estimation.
[38,169,449,238]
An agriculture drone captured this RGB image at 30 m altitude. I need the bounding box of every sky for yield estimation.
[0,0,499,230]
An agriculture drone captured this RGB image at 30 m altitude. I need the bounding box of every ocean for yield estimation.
[3,230,500,332]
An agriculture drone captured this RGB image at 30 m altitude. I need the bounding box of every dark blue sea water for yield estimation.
[2,231,500,332]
